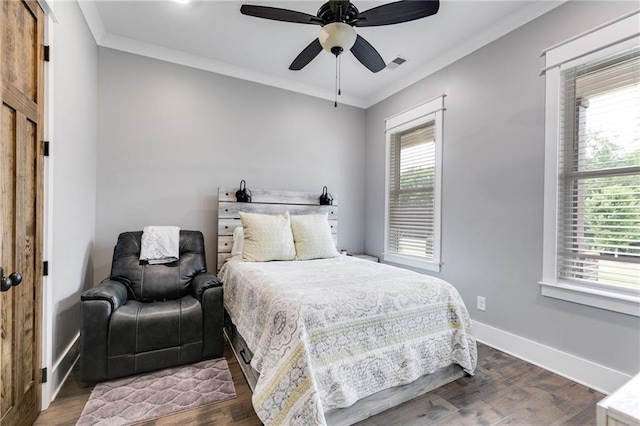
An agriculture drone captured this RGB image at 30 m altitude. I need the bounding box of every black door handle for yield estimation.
[0,267,23,292]
[9,272,22,286]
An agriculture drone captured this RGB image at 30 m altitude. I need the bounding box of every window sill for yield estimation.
[539,281,640,317]
[382,253,441,272]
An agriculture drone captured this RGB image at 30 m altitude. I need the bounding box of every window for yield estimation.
[559,49,640,290]
[384,96,444,271]
[540,10,640,316]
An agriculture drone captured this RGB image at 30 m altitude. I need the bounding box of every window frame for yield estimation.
[540,10,640,317]
[383,95,445,272]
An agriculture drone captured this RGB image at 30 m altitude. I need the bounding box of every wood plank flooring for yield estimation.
[35,342,604,425]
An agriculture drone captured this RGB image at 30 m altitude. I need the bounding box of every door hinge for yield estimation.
[41,368,48,383]
[43,261,49,276]
[44,45,50,62]
[43,141,50,157]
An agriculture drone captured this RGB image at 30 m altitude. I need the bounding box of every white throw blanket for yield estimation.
[140,226,180,264]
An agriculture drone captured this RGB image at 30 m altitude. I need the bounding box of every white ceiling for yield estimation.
[77,0,565,108]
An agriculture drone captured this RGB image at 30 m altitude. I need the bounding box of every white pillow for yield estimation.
[290,213,339,260]
[239,211,296,262]
[231,226,244,257]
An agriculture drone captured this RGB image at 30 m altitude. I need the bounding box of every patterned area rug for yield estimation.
[76,358,236,426]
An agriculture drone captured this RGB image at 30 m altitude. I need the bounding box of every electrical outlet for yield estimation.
[477,296,486,312]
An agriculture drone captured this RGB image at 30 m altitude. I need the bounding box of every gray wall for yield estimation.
[96,48,366,279]
[50,0,97,375]
[61,0,637,391]
[364,1,640,375]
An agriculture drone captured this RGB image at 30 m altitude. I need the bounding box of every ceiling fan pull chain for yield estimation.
[334,55,339,107]
[338,55,342,96]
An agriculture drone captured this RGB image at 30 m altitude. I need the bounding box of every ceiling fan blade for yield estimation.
[240,5,322,25]
[350,35,385,73]
[352,0,440,27]
[289,39,323,71]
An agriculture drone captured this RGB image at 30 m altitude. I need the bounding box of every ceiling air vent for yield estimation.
[386,56,408,70]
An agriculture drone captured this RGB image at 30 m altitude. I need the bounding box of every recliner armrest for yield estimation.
[81,279,129,311]
[193,274,224,359]
[80,279,128,382]
[192,273,222,302]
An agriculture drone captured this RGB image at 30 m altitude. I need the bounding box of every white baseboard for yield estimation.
[47,333,80,405]
[472,320,631,395]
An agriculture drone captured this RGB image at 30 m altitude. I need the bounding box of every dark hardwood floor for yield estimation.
[35,342,604,425]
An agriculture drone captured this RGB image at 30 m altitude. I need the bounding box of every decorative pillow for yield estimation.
[231,226,244,257]
[290,213,339,260]
[239,211,296,262]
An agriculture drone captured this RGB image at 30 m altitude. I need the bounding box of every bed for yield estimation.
[216,188,477,425]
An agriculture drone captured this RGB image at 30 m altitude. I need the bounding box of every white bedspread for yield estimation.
[220,255,477,425]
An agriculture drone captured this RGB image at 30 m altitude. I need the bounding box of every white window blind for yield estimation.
[557,46,640,291]
[384,95,444,272]
[540,10,640,315]
[388,122,436,259]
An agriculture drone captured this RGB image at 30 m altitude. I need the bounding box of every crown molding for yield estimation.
[77,0,106,44]
[98,33,366,108]
[363,1,566,107]
[78,0,565,110]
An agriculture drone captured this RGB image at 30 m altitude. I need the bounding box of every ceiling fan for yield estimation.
[240,0,440,73]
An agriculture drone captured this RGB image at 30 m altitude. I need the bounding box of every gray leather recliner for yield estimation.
[79,230,223,383]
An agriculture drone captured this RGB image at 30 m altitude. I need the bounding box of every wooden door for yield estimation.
[0,0,45,425]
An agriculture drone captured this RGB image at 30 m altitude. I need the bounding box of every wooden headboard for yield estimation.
[216,187,339,271]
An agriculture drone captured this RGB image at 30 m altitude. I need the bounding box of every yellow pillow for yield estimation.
[290,214,339,260]
[239,211,296,262]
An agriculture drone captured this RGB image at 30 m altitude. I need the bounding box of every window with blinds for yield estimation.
[384,95,444,271]
[388,122,436,259]
[557,46,640,291]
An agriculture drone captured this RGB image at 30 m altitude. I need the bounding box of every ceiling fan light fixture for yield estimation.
[242,0,440,74]
[318,22,356,55]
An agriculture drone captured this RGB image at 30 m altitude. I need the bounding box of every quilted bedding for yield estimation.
[220,255,477,425]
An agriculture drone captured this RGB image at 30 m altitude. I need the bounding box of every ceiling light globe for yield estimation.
[318,22,356,54]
